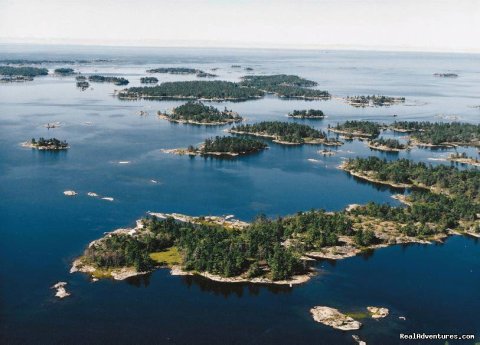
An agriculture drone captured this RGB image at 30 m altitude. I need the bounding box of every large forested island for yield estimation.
[71,156,479,283]
[240,74,330,99]
[158,101,242,125]
[288,109,325,119]
[183,136,267,157]
[23,137,69,150]
[391,121,480,147]
[230,121,341,145]
[0,66,48,78]
[345,95,405,107]
[54,68,75,76]
[118,80,264,101]
[147,67,217,78]
[88,75,129,86]
[329,120,383,138]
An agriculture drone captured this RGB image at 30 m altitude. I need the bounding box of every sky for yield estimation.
[0,0,479,53]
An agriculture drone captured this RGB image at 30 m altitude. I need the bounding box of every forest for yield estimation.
[369,137,407,150]
[391,121,480,146]
[88,75,129,86]
[232,121,326,143]
[331,120,382,137]
[189,136,267,155]
[119,81,264,101]
[161,101,242,124]
[0,66,48,77]
[288,109,325,119]
[30,137,68,149]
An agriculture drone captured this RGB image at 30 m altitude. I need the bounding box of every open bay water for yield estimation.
[0,45,479,344]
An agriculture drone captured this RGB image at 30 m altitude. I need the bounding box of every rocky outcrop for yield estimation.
[52,282,70,299]
[367,306,389,319]
[310,306,361,330]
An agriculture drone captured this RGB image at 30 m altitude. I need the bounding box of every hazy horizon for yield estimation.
[1,0,479,54]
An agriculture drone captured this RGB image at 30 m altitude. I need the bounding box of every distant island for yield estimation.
[158,101,242,125]
[447,152,480,167]
[288,109,325,119]
[367,137,407,152]
[23,138,69,150]
[147,67,217,78]
[71,156,480,283]
[329,121,383,139]
[88,75,129,86]
[118,80,264,101]
[0,66,48,79]
[230,121,342,146]
[140,77,158,84]
[434,73,458,78]
[167,136,268,157]
[240,74,330,100]
[54,68,75,76]
[345,95,405,107]
[0,59,111,65]
[76,81,90,90]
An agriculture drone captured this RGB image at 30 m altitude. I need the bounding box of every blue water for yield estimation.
[0,45,479,345]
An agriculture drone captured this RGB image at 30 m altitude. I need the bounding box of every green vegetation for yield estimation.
[150,247,181,265]
[0,66,48,77]
[346,95,405,107]
[288,109,325,119]
[119,81,264,101]
[76,81,89,90]
[140,77,158,84]
[369,138,407,150]
[391,121,480,146]
[54,68,75,76]
[232,121,329,144]
[196,71,217,78]
[240,74,330,100]
[29,137,68,150]
[75,75,86,81]
[147,67,199,74]
[188,136,267,155]
[331,121,382,138]
[88,75,129,86]
[160,101,242,124]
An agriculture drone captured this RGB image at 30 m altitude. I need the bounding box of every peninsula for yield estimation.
[158,101,242,125]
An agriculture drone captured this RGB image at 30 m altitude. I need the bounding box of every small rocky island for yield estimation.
[345,95,405,107]
[167,136,267,157]
[329,121,383,139]
[230,121,342,146]
[367,138,407,152]
[23,138,69,150]
[140,77,158,84]
[158,101,242,125]
[434,73,458,78]
[288,109,325,119]
[310,306,361,330]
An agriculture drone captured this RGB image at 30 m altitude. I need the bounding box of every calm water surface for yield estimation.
[0,46,479,344]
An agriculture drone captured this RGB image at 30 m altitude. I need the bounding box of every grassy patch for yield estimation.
[150,247,181,266]
[345,311,369,319]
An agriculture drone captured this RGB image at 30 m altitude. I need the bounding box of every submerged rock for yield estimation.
[367,306,389,319]
[310,306,361,330]
[52,282,70,299]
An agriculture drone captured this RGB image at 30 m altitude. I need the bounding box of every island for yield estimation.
[434,73,458,78]
[147,67,216,78]
[168,136,268,157]
[23,138,69,150]
[196,71,217,78]
[118,80,264,101]
[310,307,361,330]
[157,101,242,125]
[345,95,405,107]
[240,74,330,100]
[288,109,325,119]
[447,152,480,167]
[54,68,75,76]
[390,121,480,147]
[88,75,129,86]
[0,66,48,79]
[0,76,33,82]
[230,121,342,146]
[140,77,158,84]
[328,121,383,139]
[367,138,407,152]
[76,81,90,90]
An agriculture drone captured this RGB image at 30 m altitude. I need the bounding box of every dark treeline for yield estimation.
[288,109,325,118]
[392,121,480,146]
[140,77,158,84]
[120,81,264,101]
[190,136,267,155]
[164,101,242,124]
[30,137,68,149]
[54,68,75,76]
[88,75,129,86]
[370,137,406,149]
[147,67,199,74]
[196,71,217,78]
[332,120,382,137]
[232,121,326,143]
[76,81,90,90]
[0,59,110,65]
[0,66,48,77]
[344,157,480,202]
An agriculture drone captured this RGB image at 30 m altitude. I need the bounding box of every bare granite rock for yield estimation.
[52,282,70,299]
[367,306,389,319]
[310,306,361,330]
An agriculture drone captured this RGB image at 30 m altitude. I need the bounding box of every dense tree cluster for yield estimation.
[369,137,406,149]
[76,81,89,90]
[332,121,382,137]
[288,109,325,119]
[88,75,129,86]
[391,121,480,146]
[346,95,405,107]
[140,77,158,84]
[147,67,199,74]
[120,81,264,101]
[0,66,48,77]
[163,101,242,124]
[30,137,68,149]
[54,68,75,76]
[232,121,326,143]
[190,136,267,155]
